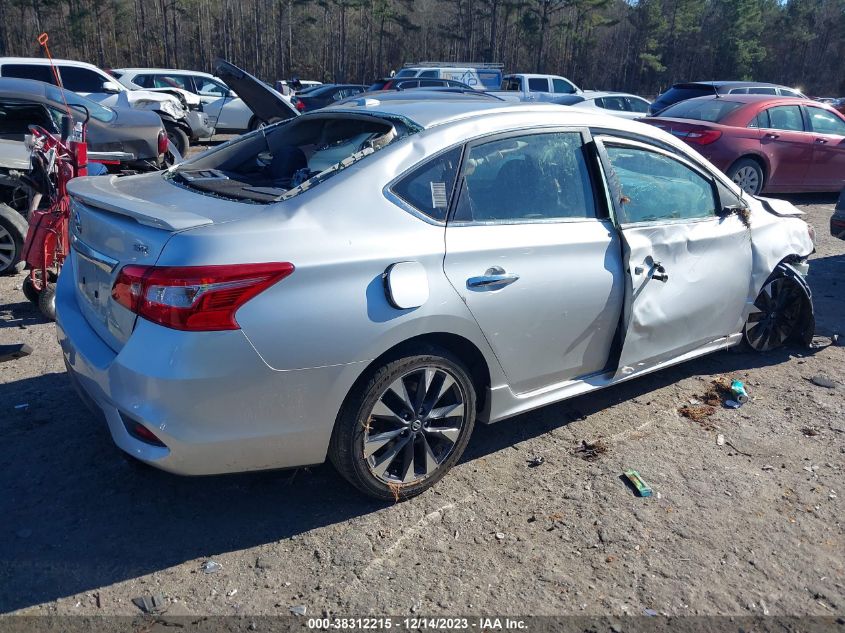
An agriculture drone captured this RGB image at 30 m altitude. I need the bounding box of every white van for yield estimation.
[394,63,503,91]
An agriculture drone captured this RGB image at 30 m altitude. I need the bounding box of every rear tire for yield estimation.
[728,158,764,195]
[164,123,190,156]
[329,346,476,501]
[0,203,27,275]
[38,282,56,321]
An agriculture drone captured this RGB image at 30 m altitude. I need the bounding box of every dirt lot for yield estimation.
[0,195,843,620]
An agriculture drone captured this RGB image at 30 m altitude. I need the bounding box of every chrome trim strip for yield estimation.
[87,151,136,161]
[71,235,119,274]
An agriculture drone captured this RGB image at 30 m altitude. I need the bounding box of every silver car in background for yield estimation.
[56,93,815,500]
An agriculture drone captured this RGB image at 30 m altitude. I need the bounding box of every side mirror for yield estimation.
[718,203,746,218]
[102,81,122,94]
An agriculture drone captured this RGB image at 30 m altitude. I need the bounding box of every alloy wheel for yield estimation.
[732,166,761,194]
[744,277,803,351]
[363,366,468,485]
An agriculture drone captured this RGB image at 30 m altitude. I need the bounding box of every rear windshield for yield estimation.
[658,85,714,105]
[45,84,116,122]
[657,99,745,122]
[168,113,420,203]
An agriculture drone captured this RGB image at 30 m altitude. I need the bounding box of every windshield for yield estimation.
[658,99,745,122]
[44,84,116,122]
[168,113,420,203]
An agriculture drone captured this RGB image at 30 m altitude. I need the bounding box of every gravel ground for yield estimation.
[0,195,842,620]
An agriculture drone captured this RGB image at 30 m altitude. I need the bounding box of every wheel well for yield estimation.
[352,333,492,413]
[730,154,767,182]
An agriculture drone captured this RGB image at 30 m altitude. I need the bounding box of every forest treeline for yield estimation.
[0,0,842,97]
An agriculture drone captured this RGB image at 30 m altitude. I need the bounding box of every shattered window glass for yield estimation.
[606,145,716,223]
[170,114,418,204]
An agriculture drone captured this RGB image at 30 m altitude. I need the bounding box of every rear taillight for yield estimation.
[157,130,168,155]
[295,99,305,112]
[111,263,294,331]
[685,129,722,145]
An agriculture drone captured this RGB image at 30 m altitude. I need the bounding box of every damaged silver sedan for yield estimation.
[56,93,815,500]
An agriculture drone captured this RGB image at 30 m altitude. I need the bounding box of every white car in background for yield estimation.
[555,91,652,119]
[0,57,207,154]
[115,67,289,134]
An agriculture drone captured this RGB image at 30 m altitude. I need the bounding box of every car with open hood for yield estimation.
[56,95,815,500]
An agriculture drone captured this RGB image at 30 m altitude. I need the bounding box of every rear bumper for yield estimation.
[54,257,354,475]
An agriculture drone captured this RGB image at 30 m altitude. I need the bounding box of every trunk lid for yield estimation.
[214,59,298,124]
[66,172,247,351]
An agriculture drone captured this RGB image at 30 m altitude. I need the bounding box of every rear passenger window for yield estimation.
[133,74,154,88]
[747,87,777,95]
[453,132,595,223]
[528,78,548,92]
[155,75,191,90]
[391,147,462,222]
[1,64,55,84]
[626,97,650,113]
[605,145,716,223]
[600,97,627,111]
[766,105,804,131]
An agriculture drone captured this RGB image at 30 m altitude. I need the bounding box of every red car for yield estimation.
[644,95,845,195]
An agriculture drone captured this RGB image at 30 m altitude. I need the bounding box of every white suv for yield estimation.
[0,58,210,153]
[114,68,260,133]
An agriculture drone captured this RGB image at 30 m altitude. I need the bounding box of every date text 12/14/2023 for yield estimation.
[306,617,528,630]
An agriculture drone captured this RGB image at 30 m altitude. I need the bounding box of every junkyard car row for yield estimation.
[0,56,841,500]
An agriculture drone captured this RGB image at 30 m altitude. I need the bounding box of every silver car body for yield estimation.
[55,97,814,476]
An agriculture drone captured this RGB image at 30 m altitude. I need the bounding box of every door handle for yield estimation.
[651,262,669,283]
[815,138,829,144]
[764,132,780,139]
[467,269,520,290]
